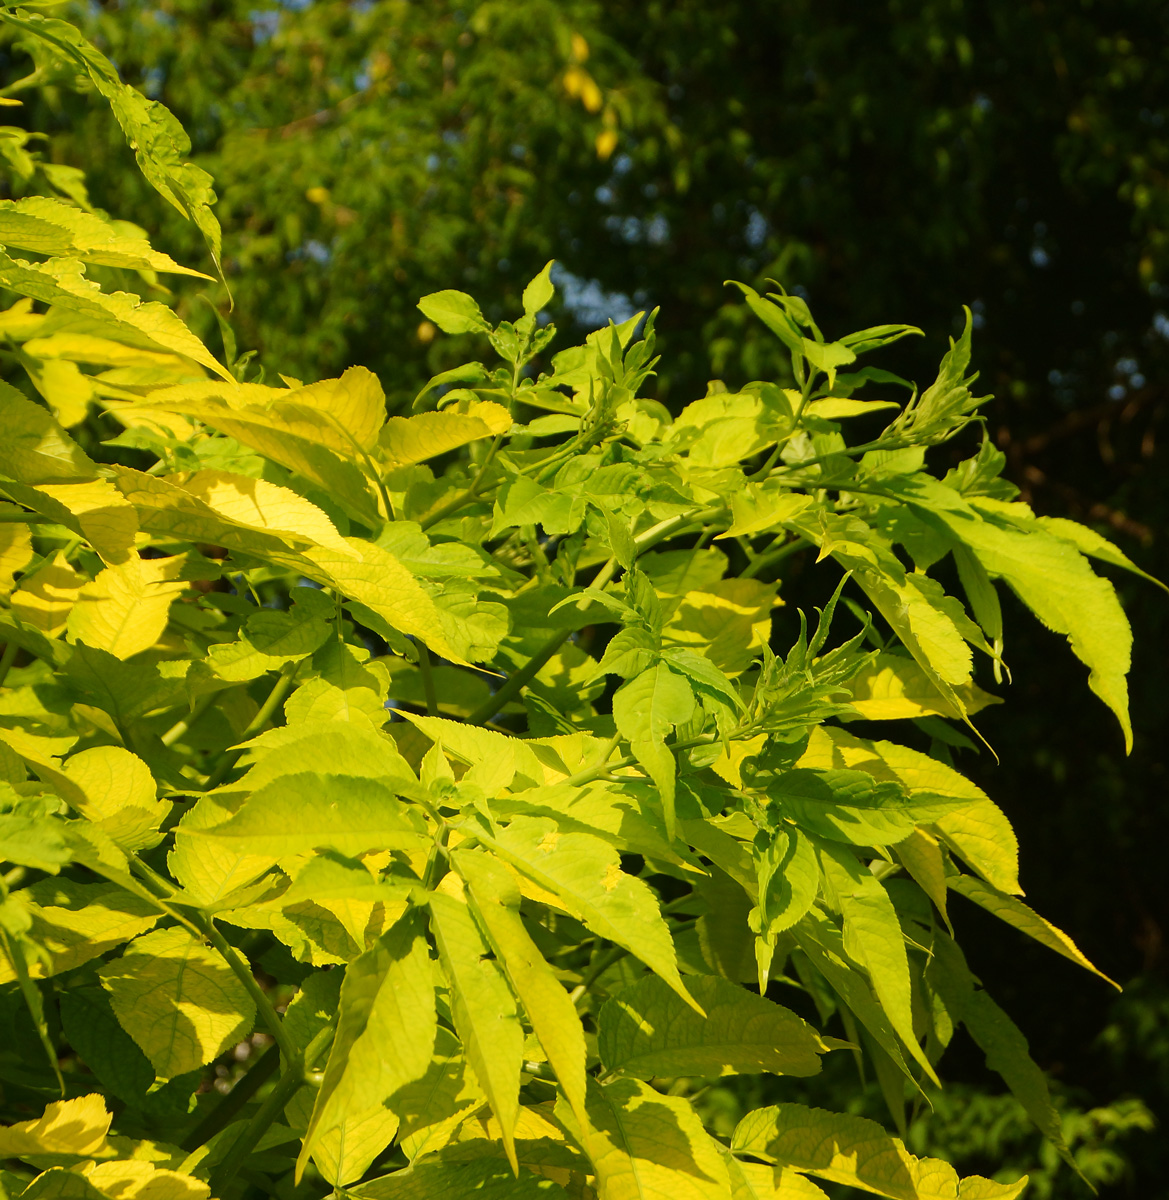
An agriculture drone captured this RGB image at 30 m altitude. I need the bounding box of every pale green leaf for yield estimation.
[819,845,939,1085]
[732,1103,967,1200]
[98,926,256,1082]
[0,1094,111,1159]
[428,886,523,1170]
[417,289,490,335]
[522,261,556,316]
[381,402,511,466]
[300,911,435,1183]
[598,974,828,1079]
[0,197,209,277]
[0,253,228,380]
[481,816,694,1009]
[456,849,588,1120]
[558,1077,731,1200]
[190,773,429,859]
[208,607,331,681]
[949,874,1116,986]
[61,745,165,851]
[0,880,157,986]
[0,384,97,482]
[846,654,1000,721]
[66,555,188,660]
[612,663,695,744]
[797,727,1020,895]
[724,1154,830,1200]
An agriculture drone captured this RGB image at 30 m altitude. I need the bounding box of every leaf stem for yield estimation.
[416,642,438,716]
[202,661,299,790]
[180,1041,280,1151]
[0,640,18,689]
[420,433,504,531]
[207,1019,334,1195]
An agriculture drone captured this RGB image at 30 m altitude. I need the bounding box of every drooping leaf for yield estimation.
[597,974,828,1080]
[456,849,588,1119]
[428,885,523,1170]
[480,816,694,1009]
[0,1094,111,1159]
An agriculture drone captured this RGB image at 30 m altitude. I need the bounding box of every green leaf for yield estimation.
[522,261,556,316]
[98,926,256,1082]
[818,844,939,1085]
[60,745,165,851]
[428,886,523,1171]
[456,850,588,1120]
[0,880,158,986]
[0,9,224,277]
[0,254,229,380]
[310,540,471,664]
[190,773,429,859]
[949,873,1117,986]
[480,816,695,1009]
[0,812,70,872]
[417,290,490,335]
[769,768,926,847]
[801,339,856,388]
[598,974,828,1079]
[0,197,209,277]
[208,607,332,681]
[358,1159,569,1200]
[300,910,435,1184]
[612,663,695,744]
[732,1102,987,1200]
[928,932,1076,1174]
[0,384,97,483]
[558,1077,731,1200]
[898,479,1135,750]
[798,727,1021,895]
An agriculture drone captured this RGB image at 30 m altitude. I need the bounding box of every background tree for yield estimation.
[1,0,1165,1191]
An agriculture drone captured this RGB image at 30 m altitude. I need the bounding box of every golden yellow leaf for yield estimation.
[67,555,188,659]
[10,551,86,637]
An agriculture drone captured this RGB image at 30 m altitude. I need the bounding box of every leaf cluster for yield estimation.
[0,14,1154,1200]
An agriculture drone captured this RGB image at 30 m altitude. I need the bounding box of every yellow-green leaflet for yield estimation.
[481,816,697,1011]
[0,197,210,277]
[597,974,829,1080]
[558,1077,731,1200]
[189,773,429,858]
[818,843,940,1086]
[98,927,255,1082]
[731,1103,1026,1200]
[299,911,435,1183]
[456,849,588,1120]
[428,885,523,1171]
[948,874,1117,986]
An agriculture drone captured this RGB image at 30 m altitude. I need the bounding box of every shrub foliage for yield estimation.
[0,11,1147,1200]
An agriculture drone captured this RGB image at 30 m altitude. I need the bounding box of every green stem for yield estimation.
[467,628,570,725]
[208,1021,336,1194]
[416,642,439,717]
[201,918,299,1065]
[124,852,297,1065]
[740,536,810,580]
[0,640,18,689]
[180,1041,280,1151]
[420,434,503,531]
[161,691,219,748]
[202,661,299,791]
